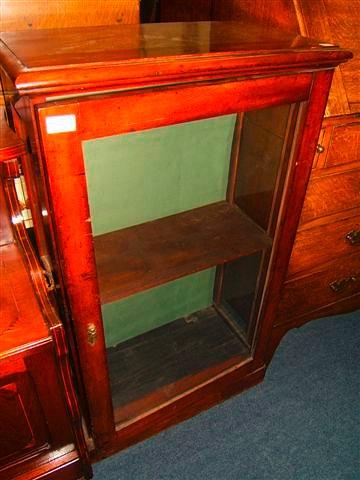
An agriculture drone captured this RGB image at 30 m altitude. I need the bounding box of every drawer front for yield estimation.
[325,122,360,168]
[276,252,360,325]
[300,169,360,224]
[287,210,360,277]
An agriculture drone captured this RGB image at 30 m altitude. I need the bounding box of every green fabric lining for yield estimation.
[83,115,236,236]
[102,268,216,347]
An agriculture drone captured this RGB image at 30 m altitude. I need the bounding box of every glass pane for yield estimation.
[218,253,264,342]
[235,104,292,232]
[81,105,295,424]
[106,266,249,423]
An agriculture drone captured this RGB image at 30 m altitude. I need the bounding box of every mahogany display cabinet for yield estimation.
[0,21,352,459]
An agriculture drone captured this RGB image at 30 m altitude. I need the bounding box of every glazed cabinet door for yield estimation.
[34,71,329,451]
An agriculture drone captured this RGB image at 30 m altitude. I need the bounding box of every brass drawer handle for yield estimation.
[345,230,360,246]
[329,275,357,293]
[316,144,325,154]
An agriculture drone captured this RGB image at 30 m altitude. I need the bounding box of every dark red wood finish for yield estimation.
[0,160,91,479]
[0,109,26,162]
[35,72,313,450]
[0,21,352,458]
[0,21,350,96]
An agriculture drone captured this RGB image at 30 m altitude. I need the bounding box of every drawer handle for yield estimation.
[316,144,325,154]
[329,275,357,293]
[345,230,360,246]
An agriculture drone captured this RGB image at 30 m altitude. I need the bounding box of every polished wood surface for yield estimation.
[0,234,88,478]
[276,251,360,325]
[287,208,360,278]
[0,181,13,246]
[160,0,212,22]
[0,112,26,163]
[276,114,360,325]
[294,0,360,116]
[0,0,139,31]
[0,242,49,356]
[0,155,91,477]
[322,120,360,168]
[208,0,359,117]
[212,0,300,34]
[95,202,271,304]
[1,18,351,460]
[0,372,48,467]
[300,168,360,224]
[34,70,313,450]
[0,21,351,95]
[160,0,300,34]
[37,71,337,455]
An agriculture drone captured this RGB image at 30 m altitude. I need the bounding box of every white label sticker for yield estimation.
[45,114,77,134]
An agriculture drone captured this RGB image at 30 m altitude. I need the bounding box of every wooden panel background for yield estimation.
[0,0,140,31]
[212,0,300,34]
[159,0,358,116]
[160,0,212,22]
[0,1,139,106]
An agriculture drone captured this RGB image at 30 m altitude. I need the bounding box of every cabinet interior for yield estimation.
[82,103,294,424]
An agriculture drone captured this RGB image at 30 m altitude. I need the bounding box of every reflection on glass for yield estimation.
[235,104,291,232]
[218,253,264,342]
[81,104,295,424]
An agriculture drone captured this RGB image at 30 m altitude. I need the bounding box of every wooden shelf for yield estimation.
[94,201,271,304]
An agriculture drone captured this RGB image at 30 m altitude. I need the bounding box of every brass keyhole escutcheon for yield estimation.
[87,323,97,346]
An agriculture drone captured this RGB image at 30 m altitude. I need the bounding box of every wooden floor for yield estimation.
[108,306,249,422]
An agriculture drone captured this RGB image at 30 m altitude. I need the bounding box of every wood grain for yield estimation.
[324,0,360,110]
[0,112,26,163]
[299,168,360,224]
[0,180,13,247]
[0,0,139,31]
[160,0,212,22]
[4,17,348,457]
[34,69,311,450]
[0,241,49,356]
[1,159,91,478]
[286,207,360,278]
[0,22,351,96]
[276,251,360,325]
[213,0,300,34]
[324,121,360,168]
[108,306,248,421]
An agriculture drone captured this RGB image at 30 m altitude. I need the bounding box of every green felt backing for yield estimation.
[102,268,216,347]
[82,115,236,236]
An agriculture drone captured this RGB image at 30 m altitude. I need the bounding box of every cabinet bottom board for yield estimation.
[107,306,249,423]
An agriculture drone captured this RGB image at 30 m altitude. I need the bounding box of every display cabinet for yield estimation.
[0,21,351,458]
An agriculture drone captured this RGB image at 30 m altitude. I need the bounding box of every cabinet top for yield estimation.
[0,21,352,97]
